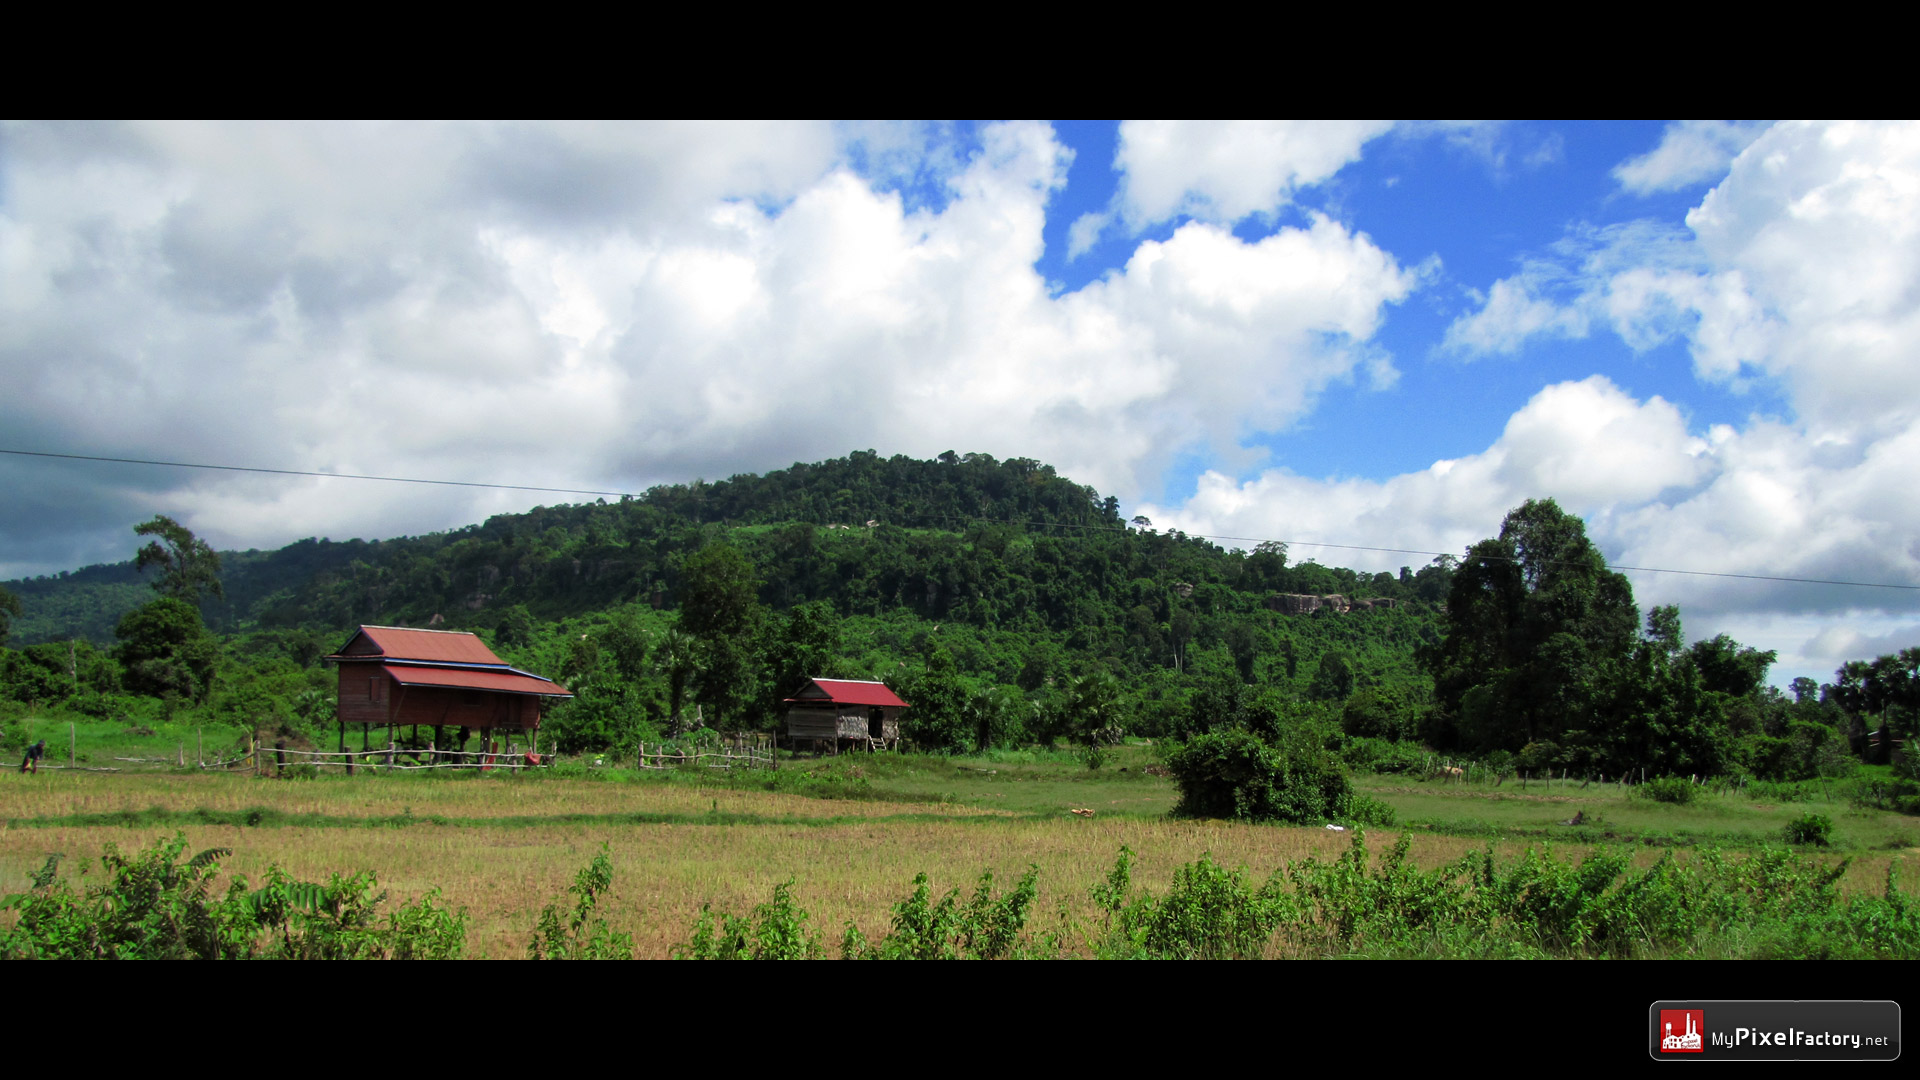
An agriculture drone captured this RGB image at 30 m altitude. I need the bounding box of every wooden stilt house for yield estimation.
[783,678,909,752]
[326,626,572,757]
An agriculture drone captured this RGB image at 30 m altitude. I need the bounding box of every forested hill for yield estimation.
[5,450,1448,661]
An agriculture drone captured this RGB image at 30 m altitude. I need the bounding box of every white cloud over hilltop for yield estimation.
[1165,121,1920,658]
[0,120,1416,576]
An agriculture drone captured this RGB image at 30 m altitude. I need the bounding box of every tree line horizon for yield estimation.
[1,450,1915,803]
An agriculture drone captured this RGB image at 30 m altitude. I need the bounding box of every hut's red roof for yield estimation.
[329,626,507,666]
[380,664,572,698]
[785,678,909,708]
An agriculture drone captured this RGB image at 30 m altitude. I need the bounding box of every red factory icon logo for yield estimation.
[1661,1010,1705,1053]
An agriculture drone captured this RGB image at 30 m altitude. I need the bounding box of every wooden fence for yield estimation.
[635,735,775,771]
[259,744,544,774]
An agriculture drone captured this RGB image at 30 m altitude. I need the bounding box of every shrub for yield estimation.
[844,867,1039,960]
[1340,688,1420,741]
[1116,852,1286,960]
[1164,728,1360,825]
[0,833,467,960]
[681,865,1039,960]
[1640,776,1697,804]
[527,845,633,959]
[1844,777,1920,815]
[1746,779,1810,803]
[1337,736,1426,775]
[1782,812,1833,847]
[680,879,821,960]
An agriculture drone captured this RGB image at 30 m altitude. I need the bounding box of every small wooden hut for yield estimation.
[783,678,909,752]
[326,626,572,757]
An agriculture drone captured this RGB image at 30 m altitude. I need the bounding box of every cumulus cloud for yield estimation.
[1112,120,1396,228]
[1182,120,1920,667]
[1614,120,1769,195]
[0,120,1418,578]
[1141,375,1708,571]
[1441,267,1589,355]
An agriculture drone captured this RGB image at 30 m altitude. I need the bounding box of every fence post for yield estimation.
[69,722,75,768]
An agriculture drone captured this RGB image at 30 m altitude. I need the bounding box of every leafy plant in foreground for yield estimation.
[679,879,821,960]
[528,844,634,959]
[0,833,467,959]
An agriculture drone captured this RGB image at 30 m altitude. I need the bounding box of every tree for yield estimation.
[115,598,217,703]
[1421,498,1637,753]
[134,515,224,604]
[676,543,765,730]
[1060,670,1126,749]
[1225,622,1260,684]
[0,584,20,647]
[1307,651,1354,702]
[1687,634,1777,697]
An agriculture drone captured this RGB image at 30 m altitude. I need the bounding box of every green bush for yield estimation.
[1337,736,1426,775]
[527,844,634,959]
[1115,851,1285,959]
[0,833,467,959]
[1640,776,1697,804]
[1782,812,1833,847]
[1844,776,1920,815]
[1746,779,1811,803]
[1164,728,1362,824]
[679,879,821,960]
[681,865,1039,960]
[842,867,1039,960]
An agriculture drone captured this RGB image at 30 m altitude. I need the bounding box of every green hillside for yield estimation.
[4,450,1906,810]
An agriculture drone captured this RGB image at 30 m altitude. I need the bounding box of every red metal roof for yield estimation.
[332,626,507,666]
[785,678,909,708]
[381,664,572,698]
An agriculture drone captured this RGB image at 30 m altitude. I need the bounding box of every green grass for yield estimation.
[1354,773,1920,852]
[3,714,251,771]
[14,718,1920,854]
[765,741,1179,818]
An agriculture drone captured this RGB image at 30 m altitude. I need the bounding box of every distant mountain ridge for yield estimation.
[4,451,1126,644]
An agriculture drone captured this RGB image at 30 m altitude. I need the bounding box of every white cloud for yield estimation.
[1162,121,1920,691]
[0,120,1418,578]
[1614,120,1769,195]
[1441,269,1589,355]
[1113,120,1395,228]
[1142,375,1707,570]
[1066,210,1109,260]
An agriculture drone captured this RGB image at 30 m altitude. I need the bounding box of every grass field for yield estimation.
[4,729,1918,958]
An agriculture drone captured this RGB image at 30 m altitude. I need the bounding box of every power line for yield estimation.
[7,446,1918,593]
[907,514,1920,592]
[0,448,636,500]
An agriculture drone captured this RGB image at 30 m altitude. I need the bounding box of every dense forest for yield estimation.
[2,451,1915,811]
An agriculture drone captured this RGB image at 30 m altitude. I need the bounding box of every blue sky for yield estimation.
[3,120,1917,686]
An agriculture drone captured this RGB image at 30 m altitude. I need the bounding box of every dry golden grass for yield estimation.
[0,771,1003,822]
[4,773,1914,958]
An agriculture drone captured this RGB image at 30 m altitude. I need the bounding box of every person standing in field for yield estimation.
[19,740,46,774]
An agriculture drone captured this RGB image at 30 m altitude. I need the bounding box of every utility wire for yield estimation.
[7,445,1918,592]
[0,448,634,499]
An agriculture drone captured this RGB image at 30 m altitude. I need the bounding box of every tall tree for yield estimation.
[115,597,217,703]
[0,584,20,647]
[677,542,764,729]
[134,515,225,604]
[1421,498,1637,753]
